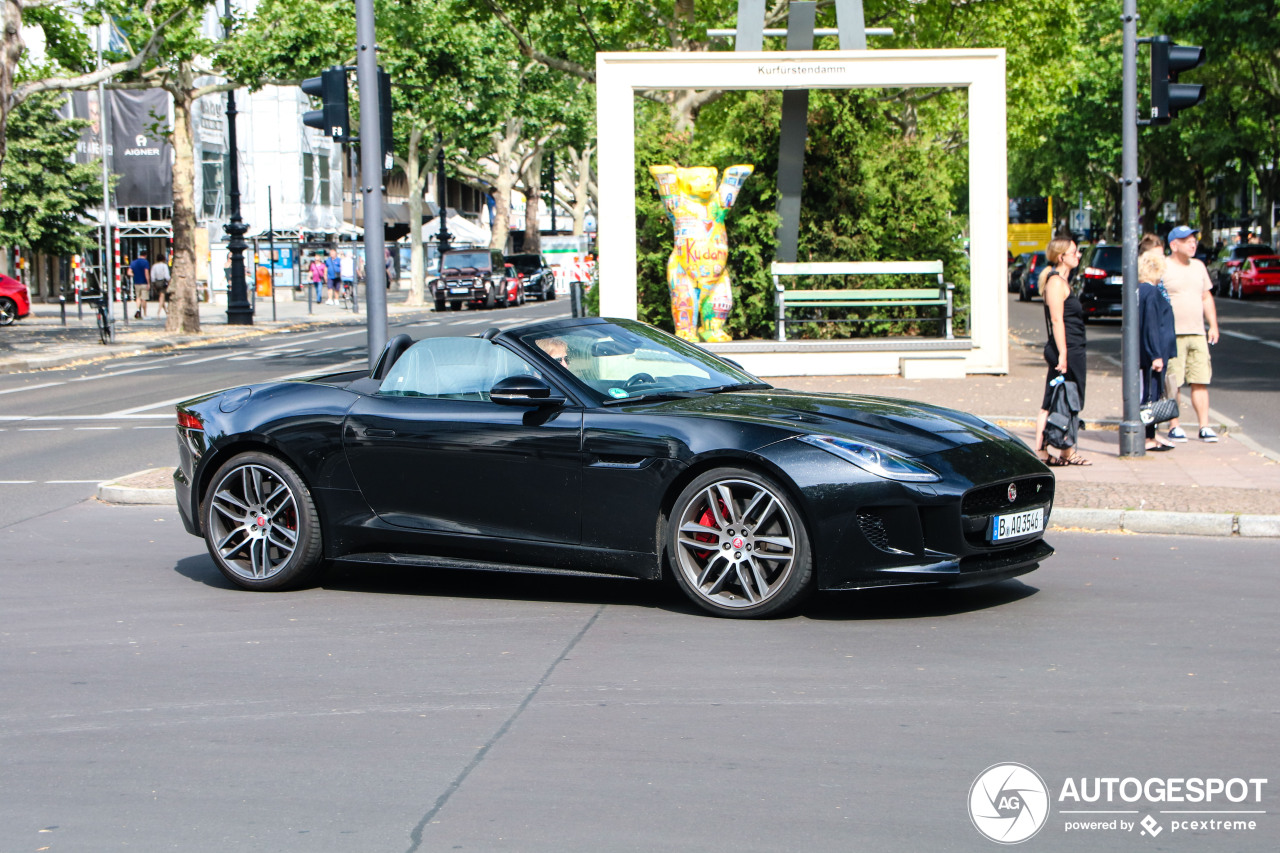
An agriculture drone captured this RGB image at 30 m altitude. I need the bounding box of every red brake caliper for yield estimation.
[691,500,726,559]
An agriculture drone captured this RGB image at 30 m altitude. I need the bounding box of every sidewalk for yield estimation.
[7,300,1280,533]
[0,286,429,373]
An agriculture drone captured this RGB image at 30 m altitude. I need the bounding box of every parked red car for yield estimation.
[1229,255,1280,299]
[0,273,31,325]
[502,263,525,307]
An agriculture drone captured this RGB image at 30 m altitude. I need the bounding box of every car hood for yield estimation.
[646,389,1007,457]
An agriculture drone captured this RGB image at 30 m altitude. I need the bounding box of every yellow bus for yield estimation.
[1008,197,1053,254]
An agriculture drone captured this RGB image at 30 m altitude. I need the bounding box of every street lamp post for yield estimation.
[223,0,253,325]
[436,132,451,255]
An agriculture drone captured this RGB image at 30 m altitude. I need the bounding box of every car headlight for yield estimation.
[797,434,940,482]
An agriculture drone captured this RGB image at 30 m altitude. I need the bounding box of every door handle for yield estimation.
[365,428,396,438]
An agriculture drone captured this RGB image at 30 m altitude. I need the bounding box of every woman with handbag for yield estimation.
[1033,236,1090,465]
[1138,242,1178,451]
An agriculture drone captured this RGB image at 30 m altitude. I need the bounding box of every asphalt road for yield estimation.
[1008,292,1280,451]
[0,507,1275,852]
[0,299,571,529]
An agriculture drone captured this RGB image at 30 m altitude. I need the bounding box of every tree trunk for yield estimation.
[0,0,26,186]
[403,125,425,305]
[521,148,541,254]
[166,71,200,333]
[565,144,595,236]
[488,117,522,252]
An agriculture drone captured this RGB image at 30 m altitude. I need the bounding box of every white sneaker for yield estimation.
[1167,426,1188,442]
[1198,427,1218,443]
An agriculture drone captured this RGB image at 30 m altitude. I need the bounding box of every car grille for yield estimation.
[962,476,1054,516]
[857,512,891,551]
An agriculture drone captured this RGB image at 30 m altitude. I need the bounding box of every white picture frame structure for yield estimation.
[595,49,1009,374]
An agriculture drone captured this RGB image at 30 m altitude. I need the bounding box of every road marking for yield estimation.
[0,480,36,484]
[177,349,252,365]
[71,364,164,382]
[0,414,171,422]
[0,382,66,396]
[1222,330,1260,342]
[18,427,62,431]
[133,425,173,430]
[45,479,106,484]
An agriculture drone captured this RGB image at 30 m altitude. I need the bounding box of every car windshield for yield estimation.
[442,251,491,271]
[507,255,542,273]
[1089,246,1122,271]
[521,320,768,404]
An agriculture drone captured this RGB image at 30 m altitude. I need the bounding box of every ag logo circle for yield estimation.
[969,763,1050,844]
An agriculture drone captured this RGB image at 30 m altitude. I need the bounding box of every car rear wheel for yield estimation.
[0,297,17,326]
[434,296,446,312]
[667,468,813,618]
[202,452,324,591]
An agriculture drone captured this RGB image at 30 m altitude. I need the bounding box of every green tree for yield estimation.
[0,91,103,255]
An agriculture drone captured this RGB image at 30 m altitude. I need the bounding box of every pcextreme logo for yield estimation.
[969,764,1269,845]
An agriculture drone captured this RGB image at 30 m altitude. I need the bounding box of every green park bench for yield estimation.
[772,261,955,342]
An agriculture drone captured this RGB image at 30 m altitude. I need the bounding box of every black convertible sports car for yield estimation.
[174,317,1054,618]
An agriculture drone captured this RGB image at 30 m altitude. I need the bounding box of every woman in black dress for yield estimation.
[1032,237,1090,465]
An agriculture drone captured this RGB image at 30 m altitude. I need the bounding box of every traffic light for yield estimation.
[377,67,393,168]
[301,67,349,141]
[1150,35,1206,124]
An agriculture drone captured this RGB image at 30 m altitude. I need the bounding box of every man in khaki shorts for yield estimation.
[1162,225,1220,442]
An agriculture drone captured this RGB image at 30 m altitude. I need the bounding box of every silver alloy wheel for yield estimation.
[0,298,16,326]
[674,478,798,610]
[207,463,300,581]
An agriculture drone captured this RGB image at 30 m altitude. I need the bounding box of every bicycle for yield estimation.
[81,292,113,344]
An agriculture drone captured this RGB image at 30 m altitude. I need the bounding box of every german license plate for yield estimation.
[450,287,469,295]
[989,507,1045,542]
[1267,285,1280,292]
[1106,275,1122,285]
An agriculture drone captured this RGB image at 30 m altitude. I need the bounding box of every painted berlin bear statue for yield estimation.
[649,163,754,342]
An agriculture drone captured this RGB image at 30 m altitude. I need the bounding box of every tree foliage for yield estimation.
[0,91,103,254]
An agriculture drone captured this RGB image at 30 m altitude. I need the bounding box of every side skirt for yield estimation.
[337,552,641,582]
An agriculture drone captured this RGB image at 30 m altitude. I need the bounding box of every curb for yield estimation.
[92,467,1280,537]
[1051,507,1280,537]
[97,468,177,506]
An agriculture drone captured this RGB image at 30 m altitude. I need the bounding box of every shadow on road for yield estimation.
[172,554,1039,621]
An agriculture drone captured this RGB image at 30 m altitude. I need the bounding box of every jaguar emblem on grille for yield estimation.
[1007,483,1017,503]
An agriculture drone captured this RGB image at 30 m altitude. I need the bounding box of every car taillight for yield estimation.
[1083,267,1106,278]
[177,411,203,431]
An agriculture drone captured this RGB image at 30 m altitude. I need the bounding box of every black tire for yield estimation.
[202,452,324,591]
[450,300,463,311]
[666,467,813,618]
[0,297,16,326]
[484,284,496,309]
[547,284,556,300]
[1018,283,1030,302]
[434,296,446,312]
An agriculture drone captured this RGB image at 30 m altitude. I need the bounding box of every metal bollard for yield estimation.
[570,281,583,318]
[60,293,67,326]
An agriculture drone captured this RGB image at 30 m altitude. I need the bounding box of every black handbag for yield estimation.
[1140,396,1179,425]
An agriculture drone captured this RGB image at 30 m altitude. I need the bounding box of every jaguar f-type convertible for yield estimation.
[174,317,1054,618]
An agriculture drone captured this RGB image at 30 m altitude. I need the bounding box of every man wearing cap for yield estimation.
[1162,225,1220,442]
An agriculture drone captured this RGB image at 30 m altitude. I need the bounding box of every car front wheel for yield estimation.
[667,468,813,618]
[202,452,324,591]
[0,297,17,326]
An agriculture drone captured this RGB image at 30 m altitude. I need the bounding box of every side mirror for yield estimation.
[490,375,566,407]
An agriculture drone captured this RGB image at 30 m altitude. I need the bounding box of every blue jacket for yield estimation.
[1138,281,1176,369]
[325,256,341,280]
